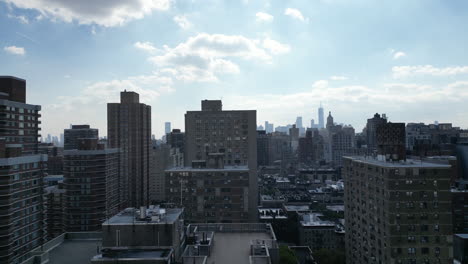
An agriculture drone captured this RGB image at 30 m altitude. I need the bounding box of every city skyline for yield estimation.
[1,0,468,138]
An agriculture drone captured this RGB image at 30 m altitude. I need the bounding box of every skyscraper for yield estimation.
[108,91,151,208]
[295,116,303,128]
[318,103,325,129]
[0,76,47,263]
[165,121,171,135]
[265,121,274,133]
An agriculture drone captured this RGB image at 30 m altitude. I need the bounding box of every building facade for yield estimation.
[344,156,453,264]
[0,76,47,264]
[63,138,120,232]
[166,162,250,223]
[107,91,151,208]
[63,124,98,150]
[183,100,257,221]
[366,113,387,151]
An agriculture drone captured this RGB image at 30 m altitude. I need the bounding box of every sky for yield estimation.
[1,0,468,138]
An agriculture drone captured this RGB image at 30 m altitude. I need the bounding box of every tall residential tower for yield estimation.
[107,91,151,208]
[0,76,47,263]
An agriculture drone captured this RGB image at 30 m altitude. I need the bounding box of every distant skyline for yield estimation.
[1,0,468,138]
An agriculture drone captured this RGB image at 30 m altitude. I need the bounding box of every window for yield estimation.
[408,248,416,254]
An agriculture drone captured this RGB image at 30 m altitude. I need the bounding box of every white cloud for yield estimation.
[262,38,290,55]
[4,45,25,55]
[3,0,172,27]
[284,8,307,22]
[148,33,289,82]
[134,41,158,53]
[330,76,348,81]
[224,80,468,131]
[393,51,406,60]
[312,80,329,89]
[392,65,468,78]
[173,15,192,30]
[7,14,29,24]
[256,12,273,23]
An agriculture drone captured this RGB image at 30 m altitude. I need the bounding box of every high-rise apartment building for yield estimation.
[172,100,257,222]
[366,113,387,150]
[107,91,151,208]
[165,122,171,135]
[257,130,270,166]
[296,116,303,129]
[298,129,325,165]
[63,124,98,150]
[289,125,300,152]
[0,76,41,154]
[265,121,274,133]
[0,76,47,264]
[344,156,453,264]
[63,138,120,231]
[318,104,325,129]
[376,122,406,161]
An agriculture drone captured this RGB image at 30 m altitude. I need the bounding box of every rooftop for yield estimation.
[92,248,172,261]
[258,208,287,219]
[21,232,102,264]
[166,165,249,172]
[207,232,272,264]
[48,239,101,264]
[300,213,335,227]
[283,205,310,212]
[184,223,277,264]
[103,206,183,225]
[326,205,345,212]
[344,156,452,168]
[455,234,468,239]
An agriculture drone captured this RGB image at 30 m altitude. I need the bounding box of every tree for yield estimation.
[279,245,298,264]
[313,248,345,264]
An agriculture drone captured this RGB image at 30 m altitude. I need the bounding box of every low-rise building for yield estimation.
[92,206,185,263]
[182,223,279,264]
[298,213,344,251]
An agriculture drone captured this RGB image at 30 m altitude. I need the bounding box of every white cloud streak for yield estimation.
[393,51,406,60]
[3,0,172,27]
[256,12,273,23]
[4,45,25,55]
[284,8,307,22]
[393,65,468,78]
[7,14,29,24]
[134,41,158,53]
[330,76,348,81]
[173,15,192,30]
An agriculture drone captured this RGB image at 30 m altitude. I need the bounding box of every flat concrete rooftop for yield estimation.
[48,239,101,264]
[207,232,271,264]
[103,208,183,225]
[166,165,249,172]
[344,156,452,168]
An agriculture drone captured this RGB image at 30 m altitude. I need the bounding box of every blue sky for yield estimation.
[1,0,468,138]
